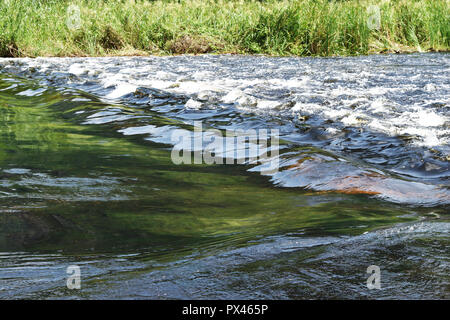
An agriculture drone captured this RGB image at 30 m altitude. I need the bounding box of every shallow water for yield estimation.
[0,53,448,299]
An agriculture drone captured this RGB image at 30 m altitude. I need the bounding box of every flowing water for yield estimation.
[0,53,448,299]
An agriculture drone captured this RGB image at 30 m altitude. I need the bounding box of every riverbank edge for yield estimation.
[2,47,449,59]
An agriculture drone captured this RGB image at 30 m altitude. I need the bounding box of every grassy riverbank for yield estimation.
[0,0,448,57]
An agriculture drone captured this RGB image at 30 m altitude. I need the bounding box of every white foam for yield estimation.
[185,98,203,109]
[0,54,448,151]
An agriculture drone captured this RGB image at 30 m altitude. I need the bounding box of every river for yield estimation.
[0,53,448,299]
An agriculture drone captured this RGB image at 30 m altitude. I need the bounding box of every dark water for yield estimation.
[0,54,448,299]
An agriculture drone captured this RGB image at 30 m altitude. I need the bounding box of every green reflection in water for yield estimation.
[0,74,432,261]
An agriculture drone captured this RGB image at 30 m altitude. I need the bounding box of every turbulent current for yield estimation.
[0,53,448,299]
[1,53,449,205]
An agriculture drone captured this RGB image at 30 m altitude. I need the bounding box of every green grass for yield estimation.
[0,0,449,57]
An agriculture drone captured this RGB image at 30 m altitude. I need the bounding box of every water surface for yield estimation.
[0,53,448,299]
